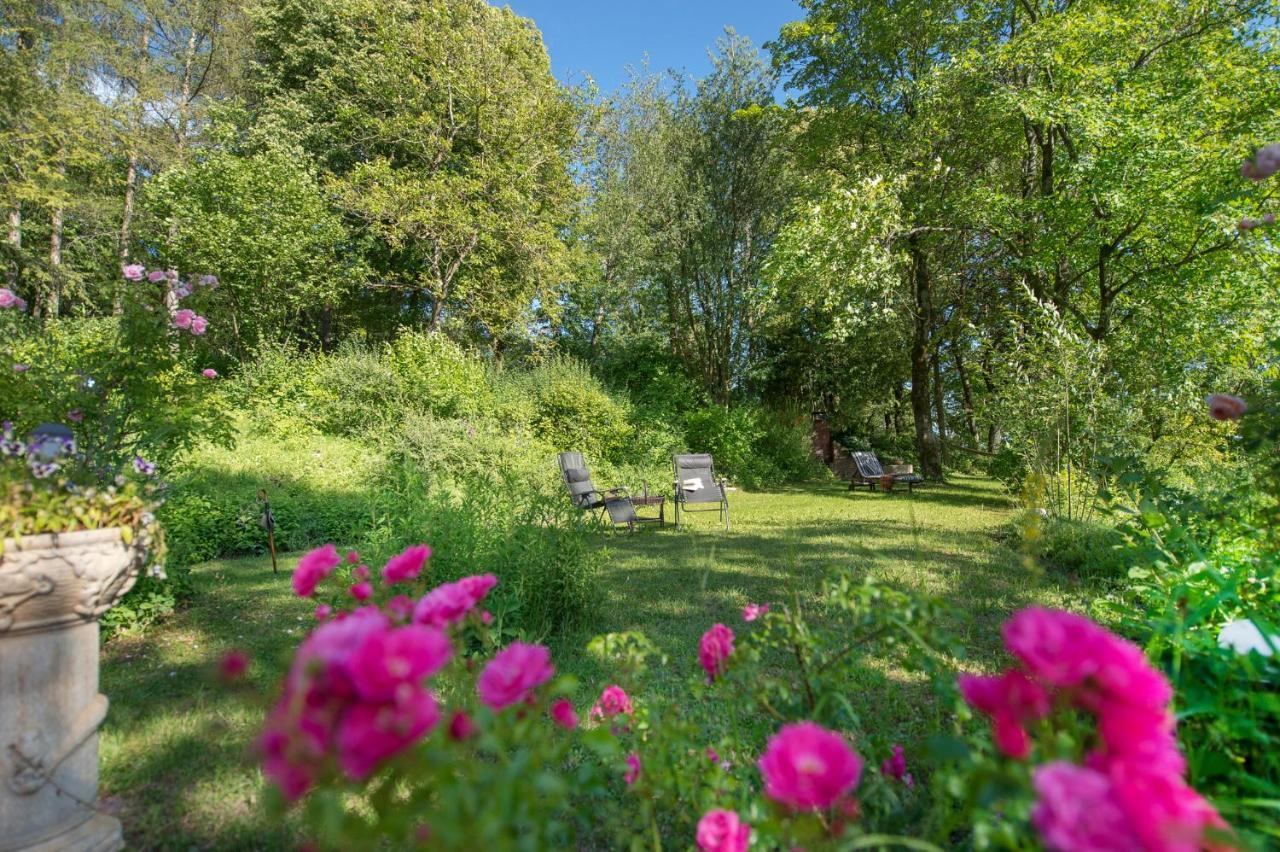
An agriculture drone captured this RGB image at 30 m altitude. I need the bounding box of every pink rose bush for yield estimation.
[960,607,1231,851]
[590,684,634,720]
[696,809,751,852]
[476,642,555,710]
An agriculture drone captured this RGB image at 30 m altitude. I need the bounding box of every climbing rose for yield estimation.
[413,574,497,627]
[382,544,431,585]
[293,544,341,598]
[147,269,167,283]
[1104,758,1230,851]
[190,315,208,335]
[758,721,863,810]
[881,744,913,787]
[550,698,578,730]
[695,809,751,852]
[1241,143,1280,181]
[198,274,218,287]
[1032,762,1138,852]
[349,581,373,601]
[1206,394,1246,421]
[121,264,145,280]
[477,642,554,710]
[202,368,217,379]
[0,288,17,307]
[448,710,476,741]
[590,684,634,720]
[742,603,769,621]
[336,687,440,780]
[624,752,642,786]
[347,625,451,702]
[699,623,735,682]
[172,308,195,329]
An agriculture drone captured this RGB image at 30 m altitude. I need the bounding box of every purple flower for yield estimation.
[122,264,146,281]
[29,461,60,479]
[0,288,17,308]
[12,364,29,373]
[198,274,218,288]
[147,270,168,283]
[171,284,192,300]
[133,456,156,476]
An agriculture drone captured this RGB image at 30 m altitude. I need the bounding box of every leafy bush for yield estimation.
[685,401,823,489]
[1023,515,1131,581]
[385,331,492,418]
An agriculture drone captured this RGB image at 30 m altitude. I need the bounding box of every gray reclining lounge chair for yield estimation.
[558,452,640,530]
[848,451,925,493]
[673,453,730,531]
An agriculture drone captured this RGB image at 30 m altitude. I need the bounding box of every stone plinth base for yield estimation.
[14,814,121,852]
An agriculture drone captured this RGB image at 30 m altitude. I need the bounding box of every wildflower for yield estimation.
[881,744,913,787]
[695,809,751,852]
[699,623,735,682]
[336,687,440,781]
[172,308,195,330]
[12,364,29,373]
[350,581,373,601]
[190,315,208,335]
[624,752,642,785]
[477,642,554,710]
[382,544,431,585]
[132,456,156,476]
[1206,394,1246,422]
[293,544,341,598]
[413,574,497,627]
[348,625,452,702]
[219,649,250,682]
[122,264,146,281]
[590,684,634,720]
[448,710,477,741]
[198,274,219,288]
[743,603,769,621]
[758,721,863,810]
[147,270,167,283]
[30,461,60,479]
[202,368,218,379]
[550,698,578,730]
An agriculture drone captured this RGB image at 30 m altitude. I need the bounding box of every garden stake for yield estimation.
[258,488,278,574]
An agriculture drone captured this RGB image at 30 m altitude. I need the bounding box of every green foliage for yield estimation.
[685,402,824,489]
[1022,515,1131,581]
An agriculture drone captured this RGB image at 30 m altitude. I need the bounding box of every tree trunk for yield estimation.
[6,206,19,289]
[320,304,333,353]
[48,201,62,317]
[932,350,949,470]
[953,348,981,446]
[908,237,942,478]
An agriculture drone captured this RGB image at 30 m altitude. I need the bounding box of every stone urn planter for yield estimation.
[0,528,145,852]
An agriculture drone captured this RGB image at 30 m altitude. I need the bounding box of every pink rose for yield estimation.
[624,752,641,786]
[448,710,477,741]
[382,544,431,585]
[1103,757,1231,852]
[352,564,370,581]
[1242,143,1280,181]
[219,649,250,682]
[477,642,554,710]
[0,288,15,308]
[202,368,218,379]
[348,625,452,702]
[190,315,208,335]
[1238,218,1258,232]
[1032,762,1138,852]
[293,544,341,597]
[758,721,863,810]
[314,604,332,621]
[742,603,769,621]
[336,688,440,780]
[198,274,218,288]
[958,670,1051,759]
[172,308,195,329]
[1206,394,1246,422]
[147,269,167,283]
[590,684,634,720]
[413,574,497,627]
[350,581,373,601]
[881,744,912,786]
[121,264,145,281]
[550,698,578,730]
[696,809,750,852]
[699,623,735,682]
[386,594,415,622]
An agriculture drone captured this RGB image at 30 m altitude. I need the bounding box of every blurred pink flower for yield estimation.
[1206,394,1246,422]
[1032,762,1138,852]
[336,688,440,780]
[742,603,769,621]
[477,642,554,710]
[590,684,634,720]
[1105,758,1231,851]
[198,274,218,288]
[699,623,735,682]
[550,698,578,730]
[314,604,332,621]
[1242,143,1280,181]
[293,544,341,598]
[147,269,167,283]
[349,581,373,601]
[413,574,497,627]
[172,308,195,329]
[758,721,863,810]
[67,410,84,423]
[958,670,1051,759]
[202,368,218,379]
[695,809,750,852]
[624,752,641,786]
[12,364,28,373]
[382,544,431,585]
[352,564,370,581]
[0,288,18,307]
[385,595,415,622]
[219,649,250,682]
[881,744,912,787]
[190,315,208,335]
[348,625,452,702]
[448,709,476,741]
[122,264,145,281]
[346,550,360,564]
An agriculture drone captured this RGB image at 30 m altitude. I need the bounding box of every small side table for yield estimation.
[631,494,666,528]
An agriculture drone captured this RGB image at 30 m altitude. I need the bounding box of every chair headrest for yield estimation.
[675,453,714,470]
[563,467,591,483]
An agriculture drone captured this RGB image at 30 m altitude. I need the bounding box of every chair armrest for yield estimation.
[602,486,631,500]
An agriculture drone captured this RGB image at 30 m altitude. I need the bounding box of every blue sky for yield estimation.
[500,1,804,95]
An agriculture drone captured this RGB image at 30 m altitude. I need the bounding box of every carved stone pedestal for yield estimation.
[0,528,143,852]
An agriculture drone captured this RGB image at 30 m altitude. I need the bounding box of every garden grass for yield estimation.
[100,474,1087,849]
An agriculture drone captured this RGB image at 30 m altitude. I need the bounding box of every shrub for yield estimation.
[385,330,492,418]
[1024,516,1131,581]
[684,402,823,489]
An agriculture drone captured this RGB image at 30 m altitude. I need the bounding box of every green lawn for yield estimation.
[99,475,1085,849]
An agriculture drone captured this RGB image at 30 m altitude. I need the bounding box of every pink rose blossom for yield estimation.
[172,308,195,329]
[958,670,1052,759]
[382,544,431,585]
[190,315,208,335]
[758,721,863,810]
[550,698,578,730]
[293,606,390,692]
[0,288,17,307]
[293,544,341,597]
[12,364,28,373]
[198,274,218,288]
[590,684,634,720]
[1242,143,1280,181]
[352,564,370,581]
[477,642,554,710]
[1032,762,1139,852]
[147,269,167,283]
[699,623,735,682]
[1238,218,1258,232]
[336,687,440,780]
[348,625,452,702]
[346,550,360,564]
[624,752,641,786]
[202,368,218,379]
[881,744,912,787]
[386,595,415,622]
[219,649,249,682]
[413,574,497,627]
[448,710,477,741]
[314,604,332,621]
[1206,394,1246,422]
[695,809,751,852]
[1104,759,1231,852]
[121,264,145,281]
[743,603,769,622]
[349,581,373,601]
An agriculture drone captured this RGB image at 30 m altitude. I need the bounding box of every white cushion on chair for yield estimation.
[683,477,703,491]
